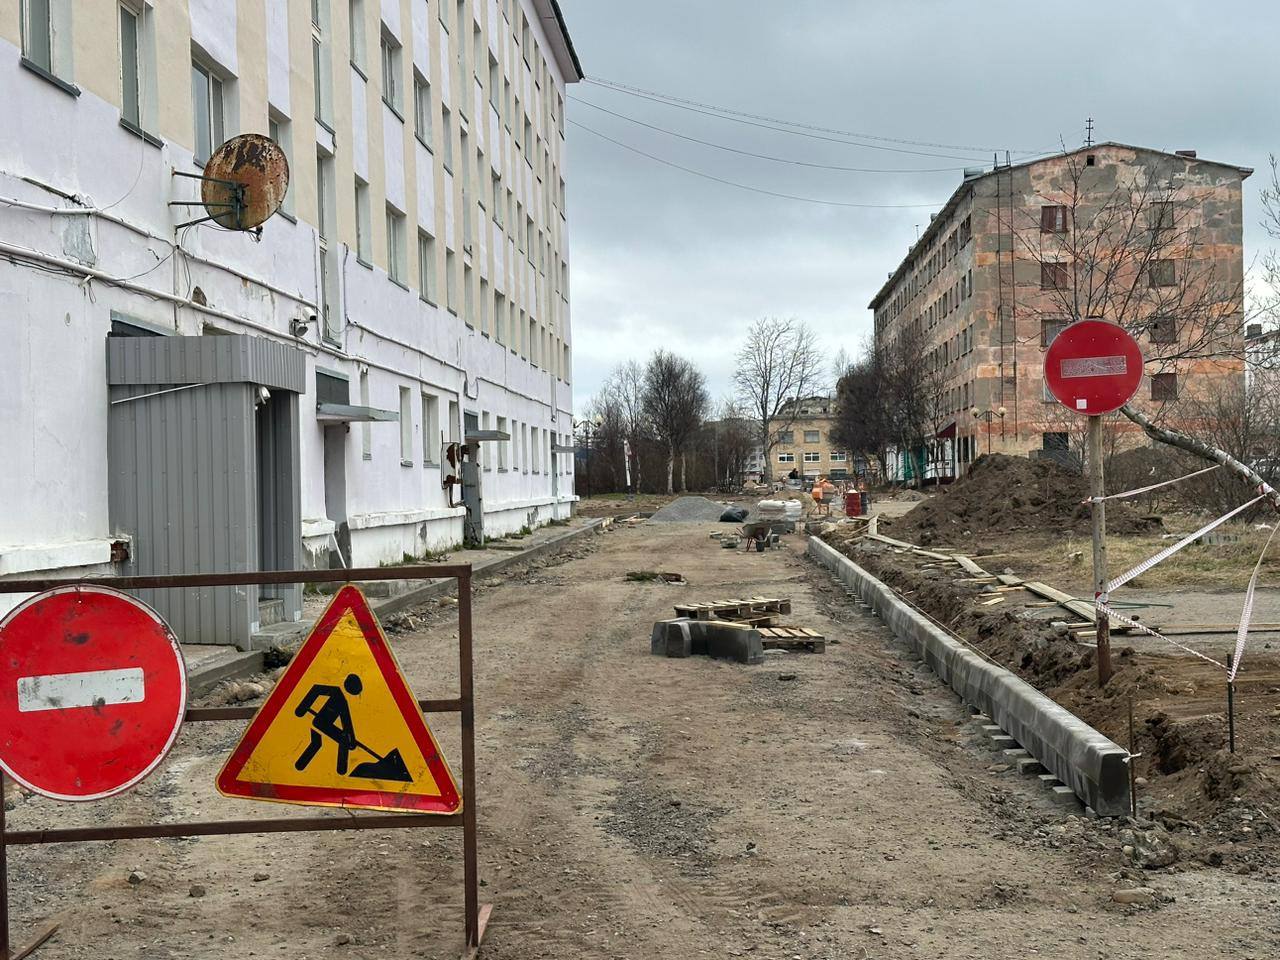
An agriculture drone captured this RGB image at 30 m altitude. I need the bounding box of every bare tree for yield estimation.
[712,397,756,489]
[733,317,824,482]
[643,351,710,493]
[600,360,649,493]
[831,338,894,477]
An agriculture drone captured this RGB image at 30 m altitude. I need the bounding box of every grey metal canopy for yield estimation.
[465,430,511,442]
[316,403,400,423]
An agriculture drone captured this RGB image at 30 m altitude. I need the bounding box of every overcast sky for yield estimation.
[557,0,1280,413]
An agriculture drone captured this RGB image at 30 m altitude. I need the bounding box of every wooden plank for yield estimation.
[980,595,1006,606]
[953,555,989,577]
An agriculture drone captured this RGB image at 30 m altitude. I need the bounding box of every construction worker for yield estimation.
[811,476,826,515]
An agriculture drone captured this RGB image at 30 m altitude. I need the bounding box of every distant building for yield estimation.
[870,143,1249,480]
[770,396,852,481]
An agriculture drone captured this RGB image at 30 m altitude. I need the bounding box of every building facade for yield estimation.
[870,143,1248,479]
[769,396,852,482]
[1,0,581,642]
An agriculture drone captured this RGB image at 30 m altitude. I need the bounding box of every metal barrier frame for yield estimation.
[0,566,487,960]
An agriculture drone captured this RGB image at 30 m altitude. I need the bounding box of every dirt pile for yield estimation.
[891,453,1160,542]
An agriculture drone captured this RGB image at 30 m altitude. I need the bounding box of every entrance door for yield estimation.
[323,425,350,567]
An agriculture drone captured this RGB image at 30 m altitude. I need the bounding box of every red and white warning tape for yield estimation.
[1095,600,1228,671]
[1229,523,1280,683]
[1107,496,1265,593]
[1082,464,1221,504]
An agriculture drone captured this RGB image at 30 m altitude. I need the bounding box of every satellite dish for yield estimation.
[200,133,290,230]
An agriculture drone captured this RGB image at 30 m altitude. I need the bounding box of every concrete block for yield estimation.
[688,619,764,665]
[806,537,1133,816]
[1017,758,1048,776]
[980,724,1003,735]
[1038,774,1063,789]
[989,735,1017,751]
[1002,748,1031,761]
[649,619,692,658]
[1050,785,1081,808]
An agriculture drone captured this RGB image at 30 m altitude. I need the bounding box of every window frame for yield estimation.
[385,205,406,285]
[191,58,226,166]
[1148,260,1177,288]
[380,31,402,115]
[1151,371,1178,401]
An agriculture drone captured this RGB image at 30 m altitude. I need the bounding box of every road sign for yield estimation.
[1043,319,1145,416]
[0,585,187,801]
[216,585,461,813]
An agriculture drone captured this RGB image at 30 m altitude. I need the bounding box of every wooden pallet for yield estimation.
[673,597,792,620]
[759,627,825,653]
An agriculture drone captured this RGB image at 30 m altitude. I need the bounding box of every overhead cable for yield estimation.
[570,97,969,174]
[569,120,943,210]
[586,76,1043,157]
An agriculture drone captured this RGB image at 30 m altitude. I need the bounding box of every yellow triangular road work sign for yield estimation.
[216,585,461,813]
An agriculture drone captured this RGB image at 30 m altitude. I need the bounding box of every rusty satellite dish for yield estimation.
[200,133,290,230]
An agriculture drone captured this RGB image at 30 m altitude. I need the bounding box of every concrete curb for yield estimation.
[807,536,1131,817]
[186,519,608,695]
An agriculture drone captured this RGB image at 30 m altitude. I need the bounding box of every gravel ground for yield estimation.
[5,523,1280,959]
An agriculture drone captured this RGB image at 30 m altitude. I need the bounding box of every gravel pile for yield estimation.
[649,496,732,523]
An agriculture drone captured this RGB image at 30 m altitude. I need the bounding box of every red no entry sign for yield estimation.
[0,585,187,800]
[1043,319,1145,416]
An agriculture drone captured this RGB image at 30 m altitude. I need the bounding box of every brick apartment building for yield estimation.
[869,143,1249,480]
[745,396,853,482]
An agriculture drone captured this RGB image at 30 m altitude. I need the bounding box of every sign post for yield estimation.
[1043,319,1145,687]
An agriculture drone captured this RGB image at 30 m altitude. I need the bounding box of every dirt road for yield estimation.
[7,521,1280,958]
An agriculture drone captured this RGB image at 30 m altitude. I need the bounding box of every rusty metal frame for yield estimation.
[0,566,489,960]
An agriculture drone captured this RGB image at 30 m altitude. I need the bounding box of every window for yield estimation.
[354,179,371,261]
[386,206,405,283]
[803,430,820,443]
[803,452,821,463]
[348,0,365,70]
[399,387,413,465]
[413,72,431,147]
[479,278,490,335]
[23,0,54,73]
[441,106,453,172]
[1041,262,1069,290]
[1148,260,1176,287]
[119,4,141,126]
[422,394,439,465]
[1148,200,1175,233]
[480,412,491,471]
[418,231,436,302]
[778,453,795,463]
[262,116,294,217]
[380,32,401,112]
[464,264,475,328]
[1151,372,1178,401]
[359,369,372,459]
[830,452,847,462]
[445,249,458,312]
[438,0,450,30]
[1040,205,1067,233]
[528,316,537,364]
[448,400,460,443]
[488,55,500,110]
[191,59,225,164]
[317,152,339,341]
[1148,317,1178,344]
[777,431,794,444]
[491,172,502,227]
[495,293,506,344]
[1041,318,1068,347]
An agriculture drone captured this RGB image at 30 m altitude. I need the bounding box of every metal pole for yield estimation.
[1228,681,1236,754]
[458,571,479,951]
[1128,698,1138,818]
[1,772,9,960]
[1088,415,1114,686]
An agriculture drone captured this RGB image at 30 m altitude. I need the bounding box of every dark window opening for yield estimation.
[1148,317,1178,343]
[1041,318,1068,347]
[1040,205,1068,233]
[1148,260,1176,287]
[1085,154,1096,166]
[1151,372,1178,401]
[1041,262,1070,289]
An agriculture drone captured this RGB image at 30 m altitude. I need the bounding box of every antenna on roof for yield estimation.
[171,133,290,231]
[1085,117,1095,147]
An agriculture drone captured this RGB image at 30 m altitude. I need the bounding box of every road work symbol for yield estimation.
[216,585,461,813]
[293,674,412,781]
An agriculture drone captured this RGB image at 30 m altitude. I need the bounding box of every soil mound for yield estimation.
[649,496,730,523]
[892,453,1160,541]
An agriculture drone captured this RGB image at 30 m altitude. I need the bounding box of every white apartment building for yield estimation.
[0,0,582,645]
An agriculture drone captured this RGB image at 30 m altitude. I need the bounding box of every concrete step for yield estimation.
[258,597,286,628]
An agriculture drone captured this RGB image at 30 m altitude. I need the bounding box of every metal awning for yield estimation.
[935,420,958,439]
[316,402,399,423]
[465,430,511,442]
[551,443,577,453]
